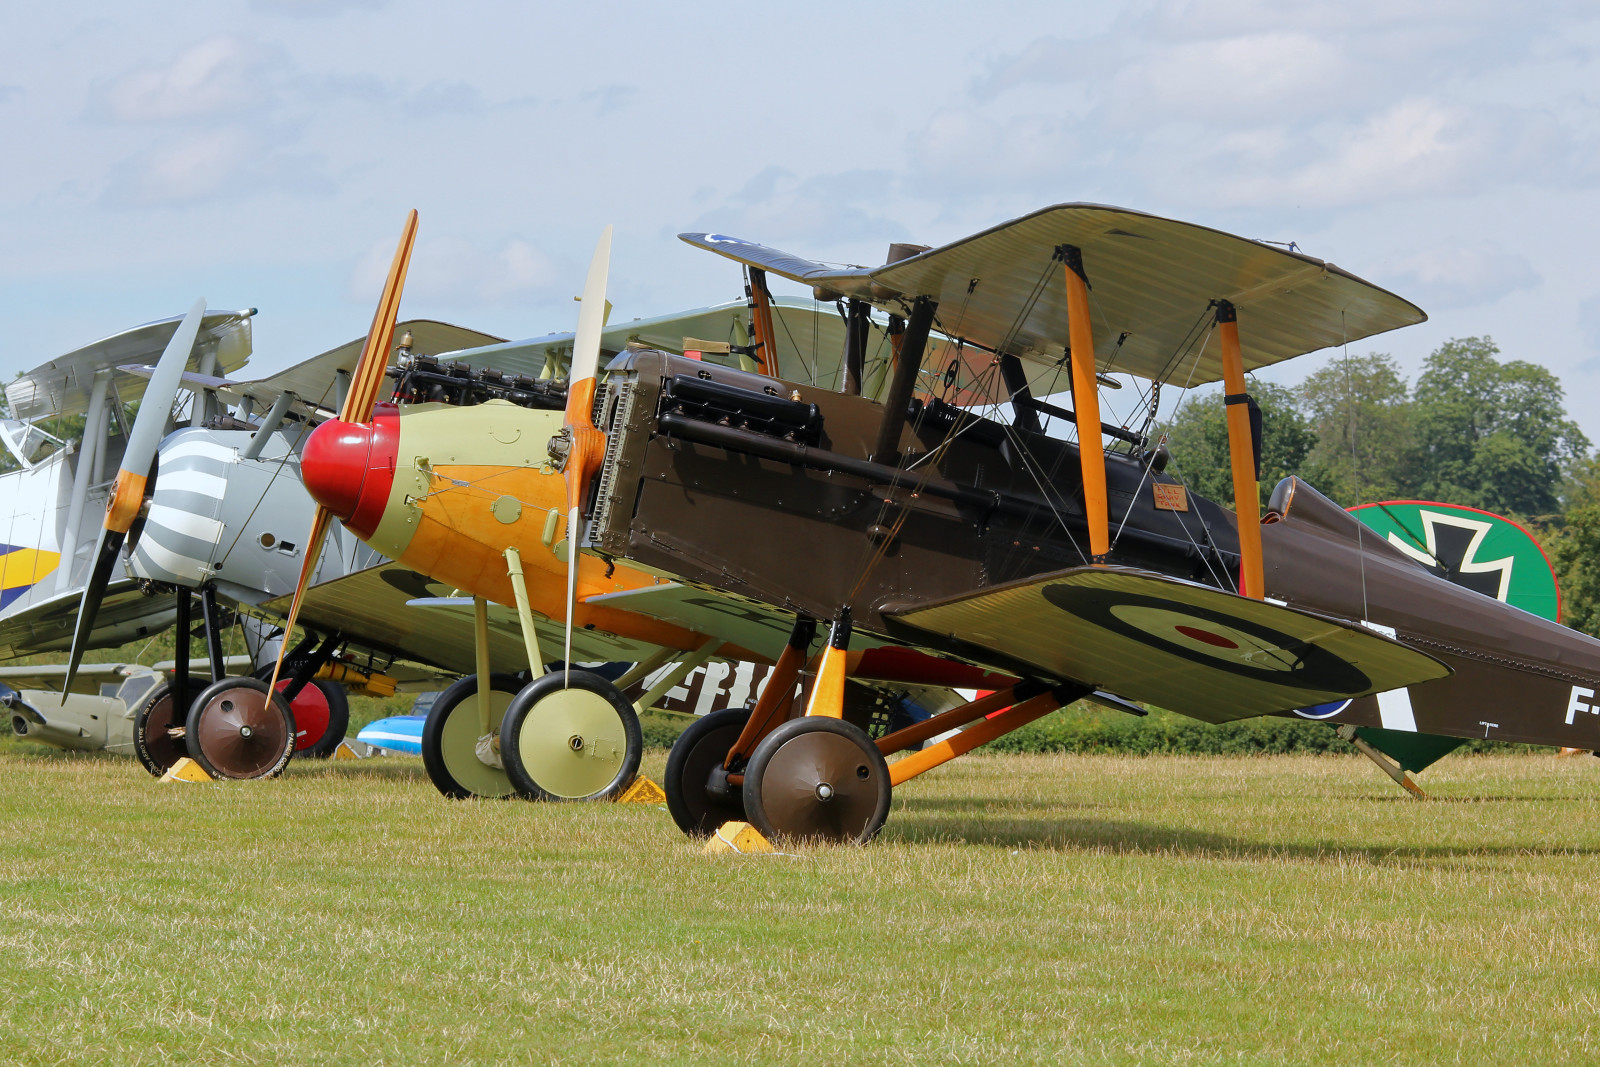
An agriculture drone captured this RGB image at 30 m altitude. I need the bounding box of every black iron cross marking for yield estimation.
[1386,511,1513,602]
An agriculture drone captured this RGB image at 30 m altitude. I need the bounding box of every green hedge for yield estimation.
[984,704,1537,757]
[633,704,1541,758]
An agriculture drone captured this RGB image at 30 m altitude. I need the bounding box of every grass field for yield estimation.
[2,747,1598,1065]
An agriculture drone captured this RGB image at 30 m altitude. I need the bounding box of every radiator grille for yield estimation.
[587,380,635,540]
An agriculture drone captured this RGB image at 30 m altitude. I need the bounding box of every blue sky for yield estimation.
[3,2,1598,432]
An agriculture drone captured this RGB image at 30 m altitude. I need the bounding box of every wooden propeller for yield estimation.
[268,209,418,693]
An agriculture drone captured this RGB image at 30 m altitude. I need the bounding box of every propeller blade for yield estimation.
[561,226,612,686]
[341,209,418,424]
[63,298,208,698]
[61,528,123,703]
[564,224,613,425]
[270,210,417,691]
[266,505,335,693]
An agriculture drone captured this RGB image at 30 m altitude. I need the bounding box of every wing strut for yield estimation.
[745,267,778,377]
[1216,300,1264,599]
[1060,245,1109,561]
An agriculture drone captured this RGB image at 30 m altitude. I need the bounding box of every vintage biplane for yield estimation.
[295,203,1600,844]
[38,297,547,777]
[274,214,994,808]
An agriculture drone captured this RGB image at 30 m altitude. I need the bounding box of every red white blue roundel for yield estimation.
[1293,699,1352,720]
[1042,584,1371,692]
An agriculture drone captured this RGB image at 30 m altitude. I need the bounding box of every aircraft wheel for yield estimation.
[131,675,209,778]
[664,707,751,837]
[184,677,296,780]
[742,717,891,845]
[420,673,522,799]
[499,671,642,801]
[278,679,348,758]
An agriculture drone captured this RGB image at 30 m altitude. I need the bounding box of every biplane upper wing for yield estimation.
[118,319,506,416]
[683,203,1426,387]
[430,300,855,389]
[881,567,1450,724]
[5,309,256,421]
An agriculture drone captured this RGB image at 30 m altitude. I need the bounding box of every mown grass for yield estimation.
[1,748,1597,1065]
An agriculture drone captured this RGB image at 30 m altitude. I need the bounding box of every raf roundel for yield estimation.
[1042,584,1373,693]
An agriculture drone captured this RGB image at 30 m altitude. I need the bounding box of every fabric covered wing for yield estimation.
[684,204,1425,387]
[882,567,1450,723]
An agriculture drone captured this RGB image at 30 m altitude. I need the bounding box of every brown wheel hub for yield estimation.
[742,717,891,844]
[184,677,295,780]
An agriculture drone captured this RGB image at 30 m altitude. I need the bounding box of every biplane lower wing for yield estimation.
[583,582,902,663]
[260,562,663,677]
[882,567,1451,724]
[0,580,175,659]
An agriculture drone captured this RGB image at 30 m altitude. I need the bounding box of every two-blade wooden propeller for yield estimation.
[63,298,208,700]
[269,213,612,695]
[559,226,613,684]
[268,209,418,693]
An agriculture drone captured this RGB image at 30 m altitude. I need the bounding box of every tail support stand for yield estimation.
[503,547,545,678]
[1336,724,1428,799]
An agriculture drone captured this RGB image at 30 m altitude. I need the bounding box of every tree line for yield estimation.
[1162,336,1600,634]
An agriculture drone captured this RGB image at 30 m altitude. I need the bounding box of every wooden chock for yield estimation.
[702,821,773,855]
[160,757,214,783]
[617,776,667,804]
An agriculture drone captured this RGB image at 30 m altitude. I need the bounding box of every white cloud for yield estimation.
[91,36,282,123]
[100,128,332,208]
[685,168,907,260]
[1388,242,1541,310]
[348,234,565,308]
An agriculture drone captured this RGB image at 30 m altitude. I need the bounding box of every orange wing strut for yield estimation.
[1060,245,1109,561]
[1216,300,1264,599]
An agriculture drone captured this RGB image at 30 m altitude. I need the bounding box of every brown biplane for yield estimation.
[289,204,1600,843]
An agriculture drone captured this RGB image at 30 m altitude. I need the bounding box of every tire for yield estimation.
[130,675,210,778]
[742,717,891,845]
[289,679,349,759]
[499,671,642,801]
[664,708,751,837]
[420,673,522,799]
[252,662,348,759]
[184,676,296,780]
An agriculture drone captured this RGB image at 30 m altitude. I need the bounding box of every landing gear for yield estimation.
[420,672,522,799]
[130,675,209,778]
[664,707,751,836]
[742,717,891,845]
[498,671,642,801]
[184,677,296,780]
[256,663,349,759]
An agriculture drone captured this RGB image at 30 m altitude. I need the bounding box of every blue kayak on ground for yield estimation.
[356,715,426,755]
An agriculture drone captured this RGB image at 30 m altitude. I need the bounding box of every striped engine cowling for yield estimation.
[130,428,234,586]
